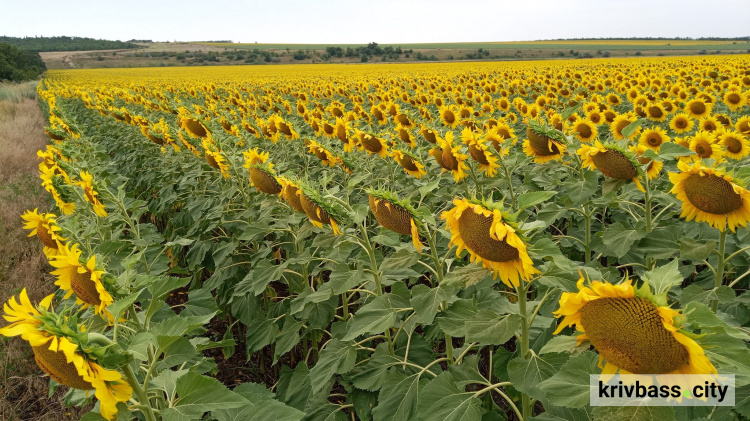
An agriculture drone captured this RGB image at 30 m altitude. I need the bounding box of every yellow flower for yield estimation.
[685,99,712,119]
[610,113,641,140]
[278,177,306,214]
[522,127,566,163]
[553,276,717,376]
[368,192,423,252]
[437,131,470,182]
[247,164,282,195]
[22,209,66,257]
[630,144,663,180]
[669,113,694,134]
[49,242,113,316]
[297,187,342,235]
[464,128,500,177]
[578,142,643,191]
[638,127,670,151]
[722,91,745,111]
[441,198,538,287]
[439,105,460,129]
[571,119,598,143]
[688,131,724,162]
[394,124,416,148]
[243,147,269,166]
[391,149,426,179]
[76,171,107,217]
[202,139,231,179]
[669,161,750,232]
[0,290,132,420]
[356,130,389,157]
[718,130,750,160]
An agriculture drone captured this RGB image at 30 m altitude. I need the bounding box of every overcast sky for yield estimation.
[3,0,748,44]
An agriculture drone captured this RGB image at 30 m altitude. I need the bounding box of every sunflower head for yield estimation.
[50,242,113,316]
[669,161,750,232]
[391,149,426,179]
[578,141,642,188]
[367,190,423,251]
[22,209,66,257]
[719,130,749,160]
[554,275,717,376]
[248,163,282,195]
[0,290,132,420]
[357,130,389,157]
[523,120,567,163]
[278,176,306,214]
[297,183,344,235]
[441,197,539,287]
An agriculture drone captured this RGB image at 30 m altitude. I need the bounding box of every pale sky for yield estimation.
[2,0,748,44]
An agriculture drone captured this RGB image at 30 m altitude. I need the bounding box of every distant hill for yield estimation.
[0,43,46,81]
[0,36,139,52]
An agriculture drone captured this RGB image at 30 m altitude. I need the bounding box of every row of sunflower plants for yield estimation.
[4,58,750,421]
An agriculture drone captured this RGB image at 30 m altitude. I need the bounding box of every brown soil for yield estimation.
[0,82,89,420]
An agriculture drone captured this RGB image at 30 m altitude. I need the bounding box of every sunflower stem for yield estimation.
[584,207,592,264]
[712,228,728,313]
[123,364,157,421]
[517,282,532,419]
[359,221,394,354]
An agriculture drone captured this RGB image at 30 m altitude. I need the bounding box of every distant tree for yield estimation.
[0,43,46,81]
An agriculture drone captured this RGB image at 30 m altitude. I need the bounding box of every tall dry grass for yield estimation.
[0,82,88,420]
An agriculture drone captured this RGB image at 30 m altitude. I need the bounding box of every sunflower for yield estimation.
[669,161,750,232]
[437,131,470,182]
[356,130,389,157]
[394,125,416,148]
[0,290,132,420]
[394,113,416,130]
[243,147,269,166]
[688,131,724,162]
[718,130,750,160]
[645,102,668,122]
[50,242,112,316]
[669,113,694,134]
[419,126,438,144]
[698,116,720,133]
[180,116,210,139]
[638,127,670,151]
[439,106,460,129]
[297,185,343,235]
[464,128,500,177]
[630,144,664,180]
[578,142,643,191]
[371,106,388,125]
[75,171,107,217]
[22,209,66,257]
[723,91,746,112]
[41,168,76,215]
[685,99,712,119]
[442,198,538,287]
[571,119,598,143]
[391,149,427,179]
[306,140,340,167]
[201,139,231,179]
[278,177,306,214]
[248,163,282,195]
[522,124,567,164]
[334,118,355,152]
[736,116,750,136]
[585,109,604,125]
[610,113,641,140]
[553,276,717,376]
[368,190,423,251]
[275,118,300,140]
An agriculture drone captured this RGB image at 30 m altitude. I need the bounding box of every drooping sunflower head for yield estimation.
[356,130,389,157]
[465,133,501,177]
[201,139,230,178]
[554,275,717,376]
[49,242,113,316]
[436,131,470,182]
[419,126,439,144]
[523,120,567,164]
[179,114,210,139]
[76,171,108,217]
[0,290,132,420]
[248,163,282,195]
[578,141,644,191]
[278,176,306,214]
[296,183,344,235]
[367,190,423,251]
[22,209,66,257]
[394,124,416,148]
[391,149,427,179]
[441,197,539,287]
[669,161,750,232]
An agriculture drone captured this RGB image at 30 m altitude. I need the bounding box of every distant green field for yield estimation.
[201,41,750,51]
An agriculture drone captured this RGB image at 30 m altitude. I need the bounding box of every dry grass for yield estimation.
[0,82,88,420]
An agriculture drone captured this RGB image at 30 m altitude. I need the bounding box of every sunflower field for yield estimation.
[5,55,750,421]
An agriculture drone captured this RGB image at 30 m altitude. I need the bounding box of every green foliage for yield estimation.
[0,43,46,81]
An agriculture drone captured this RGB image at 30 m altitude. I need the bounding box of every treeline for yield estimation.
[0,36,139,52]
[0,43,46,81]
[545,37,750,41]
